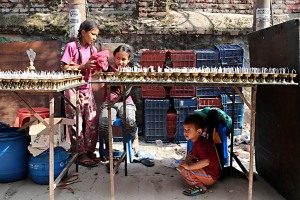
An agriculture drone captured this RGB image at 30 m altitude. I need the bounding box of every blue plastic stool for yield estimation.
[99,118,134,163]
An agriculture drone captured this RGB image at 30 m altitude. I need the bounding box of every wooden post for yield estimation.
[248,85,257,200]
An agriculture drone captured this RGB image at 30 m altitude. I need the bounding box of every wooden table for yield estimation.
[0,83,85,200]
[91,78,298,200]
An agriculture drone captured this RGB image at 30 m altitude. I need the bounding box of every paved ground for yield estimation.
[0,139,285,200]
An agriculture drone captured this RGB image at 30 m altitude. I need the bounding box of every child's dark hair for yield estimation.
[77,19,98,42]
[71,19,98,64]
[184,114,206,130]
[113,44,134,67]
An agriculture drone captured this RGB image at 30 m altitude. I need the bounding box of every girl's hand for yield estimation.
[89,60,96,71]
[81,59,95,70]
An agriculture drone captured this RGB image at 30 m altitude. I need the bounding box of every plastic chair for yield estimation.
[14,107,50,127]
[99,118,134,163]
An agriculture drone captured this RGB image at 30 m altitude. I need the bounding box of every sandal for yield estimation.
[87,152,101,163]
[133,158,155,167]
[182,185,206,196]
[56,173,81,193]
[77,158,98,167]
[77,153,98,167]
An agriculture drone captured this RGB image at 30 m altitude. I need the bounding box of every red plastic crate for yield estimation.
[141,86,166,98]
[140,50,167,71]
[198,96,223,109]
[170,86,195,98]
[169,50,196,68]
[141,50,197,70]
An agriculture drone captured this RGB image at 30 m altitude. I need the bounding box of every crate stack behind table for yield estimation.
[141,50,196,143]
[196,45,245,136]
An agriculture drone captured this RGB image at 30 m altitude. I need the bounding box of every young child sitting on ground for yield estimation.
[177,114,220,196]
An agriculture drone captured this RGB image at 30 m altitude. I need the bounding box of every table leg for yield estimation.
[58,92,79,172]
[76,90,79,172]
[49,94,55,200]
[108,85,115,200]
[230,89,235,175]
[248,85,257,200]
[122,85,128,176]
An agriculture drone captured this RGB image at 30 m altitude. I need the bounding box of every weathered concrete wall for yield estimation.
[1,0,299,16]
[0,0,299,37]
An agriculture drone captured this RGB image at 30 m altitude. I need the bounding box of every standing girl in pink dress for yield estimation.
[61,19,108,167]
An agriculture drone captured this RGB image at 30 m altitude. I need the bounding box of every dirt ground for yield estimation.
[0,127,283,200]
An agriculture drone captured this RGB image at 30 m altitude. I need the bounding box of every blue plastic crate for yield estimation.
[196,49,219,60]
[221,94,244,136]
[220,57,244,67]
[221,94,244,107]
[144,99,170,142]
[196,87,222,97]
[214,44,244,68]
[174,98,198,142]
[196,87,243,97]
[195,49,220,68]
[215,44,244,58]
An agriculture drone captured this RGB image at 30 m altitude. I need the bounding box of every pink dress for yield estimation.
[61,41,98,154]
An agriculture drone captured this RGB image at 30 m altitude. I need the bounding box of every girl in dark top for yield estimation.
[99,44,139,157]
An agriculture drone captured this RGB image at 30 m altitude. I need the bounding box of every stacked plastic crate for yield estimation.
[174,98,198,142]
[140,50,167,99]
[214,44,244,68]
[195,45,245,136]
[140,50,197,99]
[215,44,244,136]
[141,50,168,142]
[141,50,197,142]
[144,99,170,142]
[220,94,244,136]
[195,49,220,68]
[169,50,196,98]
[195,49,223,112]
[169,50,198,143]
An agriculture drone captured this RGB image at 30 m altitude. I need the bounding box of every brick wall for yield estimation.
[0,0,299,16]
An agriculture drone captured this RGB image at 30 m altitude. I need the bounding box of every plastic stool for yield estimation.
[99,118,134,163]
[14,107,50,127]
